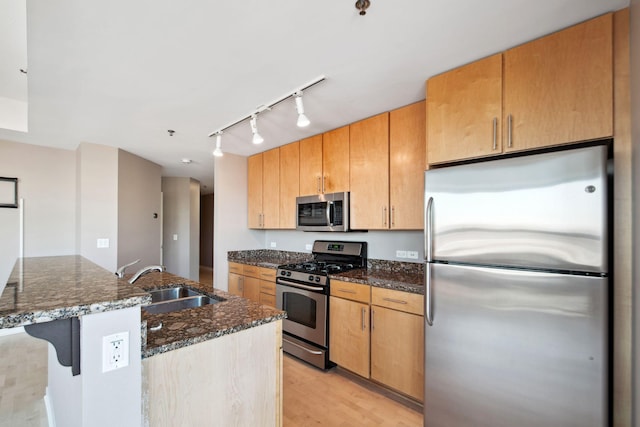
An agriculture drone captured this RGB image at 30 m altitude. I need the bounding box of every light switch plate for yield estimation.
[173,234,178,241]
[270,242,277,248]
[396,250,407,258]
[97,238,109,248]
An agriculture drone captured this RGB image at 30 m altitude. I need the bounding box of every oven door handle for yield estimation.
[277,279,325,292]
[283,337,324,355]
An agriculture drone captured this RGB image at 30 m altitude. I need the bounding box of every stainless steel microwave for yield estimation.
[296,192,349,232]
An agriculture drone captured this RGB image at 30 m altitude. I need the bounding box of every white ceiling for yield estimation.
[0,0,628,192]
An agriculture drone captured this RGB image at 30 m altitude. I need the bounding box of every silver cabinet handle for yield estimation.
[361,307,366,331]
[322,176,326,194]
[391,206,395,227]
[283,337,323,355]
[507,114,513,148]
[371,308,375,331]
[425,197,434,262]
[492,117,497,150]
[382,206,388,227]
[317,176,321,194]
[425,263,433,326]
[382,297,407,305]
[338,288,356,294]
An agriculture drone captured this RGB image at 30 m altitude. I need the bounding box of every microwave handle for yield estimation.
[326,201,334,226]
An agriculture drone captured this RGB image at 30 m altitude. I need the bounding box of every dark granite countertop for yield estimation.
[228,250,424,295]
[132,272,286,358]
[0,255,150,329]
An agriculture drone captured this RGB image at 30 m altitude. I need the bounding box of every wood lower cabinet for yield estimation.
[243,276,261,303]
[259,267,277,308]
[228,262,277,307]
[329,295,370,378]
[370,287,424,402]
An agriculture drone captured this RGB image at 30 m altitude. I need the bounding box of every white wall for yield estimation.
[76,143,119,272]
[162,177,200,281]
[117,150,162,268]
[630,0,639,423]
[213,154,263,291]
[0,140,76,286]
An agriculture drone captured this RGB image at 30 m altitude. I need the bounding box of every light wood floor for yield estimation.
[283,355,423,426]
[0,330,422,427]
[199,265,214,287]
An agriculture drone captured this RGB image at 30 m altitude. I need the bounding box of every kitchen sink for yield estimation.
[148,286,201,303]
[142,295,219,315]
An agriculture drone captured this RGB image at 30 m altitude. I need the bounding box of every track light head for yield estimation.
[355,0,370,15]
[213,133,224,157]
[250,115,264,144]
[295,92,310,127]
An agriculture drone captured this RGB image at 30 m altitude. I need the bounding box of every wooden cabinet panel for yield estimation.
[370,306,424,401]
[371,287,424,316]
[247,153,263,228]
[244,276,261,303]
[503,13,613,152]
[259,267,276,282]
[389,101,426,230]
[330,280,370,304]
[228,273,244,297]
[259,292,276,308]
[322,126,350,193]
[259,280,276,296]
[262,148,280,229]
[349,113,390,230]
[228,262,243,275]
[427,53,503,164]
[299,135,323,196]
[279,142,300,228]
[243,265,260,279]
[329,296,370,378]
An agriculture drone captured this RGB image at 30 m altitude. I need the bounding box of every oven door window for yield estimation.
[282,291,317,329]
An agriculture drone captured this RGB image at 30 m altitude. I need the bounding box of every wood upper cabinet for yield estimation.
[299,135,323,196]
[427,13,613,165]
[389,101,426,230]
[503,12,613,152]
[279,142,299,228]
[427,53,503,164]
[322,126,350,194]
[248,149,279,229]
[349,113,390,230]
[329,295,370,378]
[247,153,263,229]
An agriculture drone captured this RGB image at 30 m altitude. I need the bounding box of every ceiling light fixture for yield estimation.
[355,0,370,15]
[181,158,192,164]
[207,75,326,149]
[294,92,310,127]
[213,133,224,157]
[250,115,264,144]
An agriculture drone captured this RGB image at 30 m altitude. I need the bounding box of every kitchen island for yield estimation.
[0,256,285,427]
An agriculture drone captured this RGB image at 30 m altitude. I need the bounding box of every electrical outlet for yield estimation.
[396,250,407,258]
[270,242,277,248]
[407,251,419,259]
[96,238,109,248]
[305,244,312,251]
[102,332,129,373]
[173,234,178,241]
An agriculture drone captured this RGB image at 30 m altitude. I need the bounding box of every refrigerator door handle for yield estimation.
[425,197,434,262]
[425,263,433,326]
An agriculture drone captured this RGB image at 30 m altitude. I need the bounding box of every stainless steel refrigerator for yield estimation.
[423,144,609,427]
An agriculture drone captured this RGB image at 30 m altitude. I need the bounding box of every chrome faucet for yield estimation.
[115,259,141,278]
[128,265,166,284]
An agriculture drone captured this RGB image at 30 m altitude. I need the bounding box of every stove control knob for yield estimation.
[280,271,286,276]
[286,271,292,277]
[308,275,314,282]
[315,276,321,282]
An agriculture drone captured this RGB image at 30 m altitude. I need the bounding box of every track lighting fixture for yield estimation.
[213,133,223,157]
[250,115,264,145]
[294,92,310,127]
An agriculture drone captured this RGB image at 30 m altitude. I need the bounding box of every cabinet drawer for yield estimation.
[259,267,276,282]
[372,287,424,316]
[260,292,276,308]
[260,280,276,296]
[228,262,243,275]
[243,265,260,278]
[331,280,370,304]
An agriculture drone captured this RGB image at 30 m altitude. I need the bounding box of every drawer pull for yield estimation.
[338,288,356,294]
[382,297,407,305]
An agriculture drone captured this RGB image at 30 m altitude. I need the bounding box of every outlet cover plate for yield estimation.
[102,331,129,373]
[396,250,407,258]
[407,251,419,259]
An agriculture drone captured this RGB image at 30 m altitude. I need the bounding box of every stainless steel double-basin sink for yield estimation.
[142,286,220,315]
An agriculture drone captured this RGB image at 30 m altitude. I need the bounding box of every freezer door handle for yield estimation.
[425,263,433,326]
[425,197,434,262]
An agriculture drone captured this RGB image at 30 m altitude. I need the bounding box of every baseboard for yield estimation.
[44,386,56,427]
[334,366,423,414]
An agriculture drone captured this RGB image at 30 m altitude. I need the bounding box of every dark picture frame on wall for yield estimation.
[0,177,18,208]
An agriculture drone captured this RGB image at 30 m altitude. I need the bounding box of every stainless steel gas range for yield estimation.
[276,240,367,369]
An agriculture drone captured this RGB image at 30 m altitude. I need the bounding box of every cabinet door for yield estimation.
[329,296,370,378]
[299,135,323,196]
[279,142,299,229]
[322,126,350,193]
[247,153,263,228]
[349,113,390,230]
[243,276,261,303]
[370,306,424,402]
[504,13,613,153]
[228,273,244,297]
[262,148,280,229]
[390,101,426,230]
[427,54,503,164]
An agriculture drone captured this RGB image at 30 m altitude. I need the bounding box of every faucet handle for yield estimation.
[115,259,141,278]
